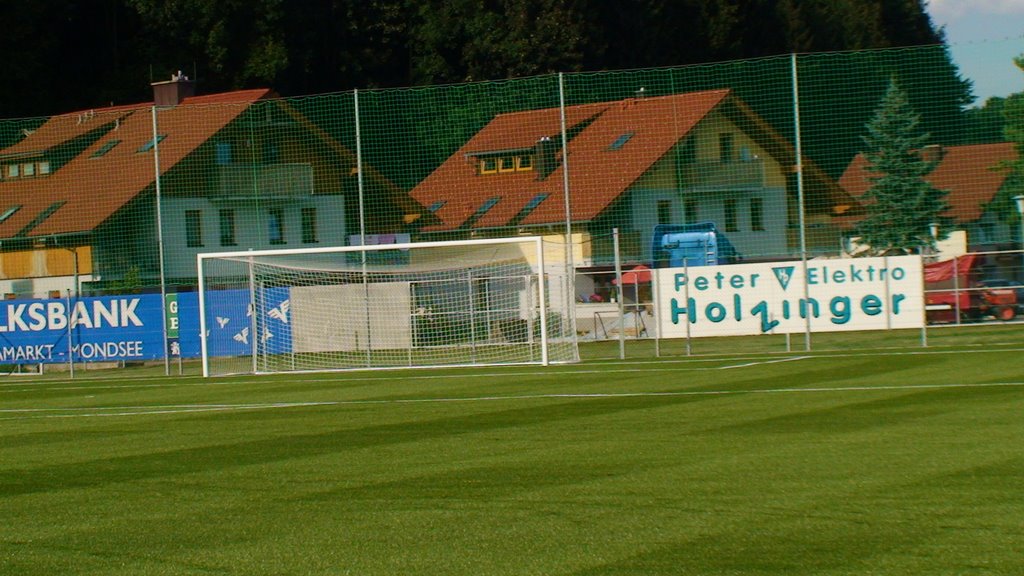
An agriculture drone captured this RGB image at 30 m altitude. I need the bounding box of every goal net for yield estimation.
[197,237,577,376]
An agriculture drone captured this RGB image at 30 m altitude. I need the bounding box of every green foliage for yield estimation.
[408,0,598,85]
[798,45,972,178]
[112,266,143,294]
[856,78,952,255]
[0,0,963,118]
[990,55,1024,228]
[0,1,148,117]
[125,0,290,92]
[963,96,1007,144]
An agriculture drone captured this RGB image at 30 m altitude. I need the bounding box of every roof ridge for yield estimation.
[52,88,273,117]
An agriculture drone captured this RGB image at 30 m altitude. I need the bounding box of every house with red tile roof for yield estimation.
[0,77,417,297]
[410,89,856,265]
[838,142,1020,249]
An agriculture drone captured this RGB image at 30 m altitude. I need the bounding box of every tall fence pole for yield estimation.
[683,258,692,356]
[920,263,928,348]
[1015,196,1024,282]
[151,106,170,375]
[65,289,74,379]
[613,228,625,360]
[953,256,961,323]
[248,256,258,375]
[653,269,662,358]
[558,73,579,360]
[791,53,811,351]
[354,89,372,368]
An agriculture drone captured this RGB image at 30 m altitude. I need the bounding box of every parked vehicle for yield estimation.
[925,255,1019,322]
[651,221,740,268]
[974,279,1024,315]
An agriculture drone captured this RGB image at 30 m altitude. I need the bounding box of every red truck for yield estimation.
[925,254,1018,322]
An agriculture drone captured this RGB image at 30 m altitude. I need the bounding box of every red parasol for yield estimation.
[612,265,652,285]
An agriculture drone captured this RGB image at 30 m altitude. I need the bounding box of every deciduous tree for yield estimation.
[986,56,1024,234]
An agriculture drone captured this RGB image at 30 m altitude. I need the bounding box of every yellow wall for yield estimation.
[0,246,93,279]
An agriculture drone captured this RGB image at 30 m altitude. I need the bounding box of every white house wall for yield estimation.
[965,210,1020,247]
[163,196,345,279]
[622,107,794,262]
[0,274,96,299]
[629,187,788,262]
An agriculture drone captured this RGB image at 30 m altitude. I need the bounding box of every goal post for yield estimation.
[197,236,576,376]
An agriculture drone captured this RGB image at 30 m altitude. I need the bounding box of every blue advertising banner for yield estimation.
[0,288,293,364]
[0,295,164,364]
[178,288,292,360]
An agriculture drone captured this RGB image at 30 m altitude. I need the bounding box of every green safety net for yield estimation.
[0,40,1021,365]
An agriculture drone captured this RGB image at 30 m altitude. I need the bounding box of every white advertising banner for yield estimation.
[654,255,924,338]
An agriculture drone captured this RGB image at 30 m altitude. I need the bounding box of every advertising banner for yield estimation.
[0,288,292,365]
[655,255,924,338]
[165,293,181,357]
[0,294,164,364]
[182,288,292,359]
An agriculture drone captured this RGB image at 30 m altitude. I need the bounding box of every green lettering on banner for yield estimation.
[165,293,179,338]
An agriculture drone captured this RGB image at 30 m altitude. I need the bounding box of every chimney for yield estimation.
[920,144,944,164]
[151,70,195,107]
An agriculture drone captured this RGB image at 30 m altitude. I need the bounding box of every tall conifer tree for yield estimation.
[856,78,951,255]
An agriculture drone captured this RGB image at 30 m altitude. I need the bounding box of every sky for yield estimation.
[926,0,1024,106]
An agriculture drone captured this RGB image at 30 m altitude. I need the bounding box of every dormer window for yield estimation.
[2,161,53,179]
[475,152,534,175]
[480,157,498,174]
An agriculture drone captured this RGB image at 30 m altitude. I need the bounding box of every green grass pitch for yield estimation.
[2,329,1023,575]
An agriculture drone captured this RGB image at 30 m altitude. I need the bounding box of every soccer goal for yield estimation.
[197,236,577,376]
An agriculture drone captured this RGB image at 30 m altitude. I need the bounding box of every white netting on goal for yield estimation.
[197,237,576,376]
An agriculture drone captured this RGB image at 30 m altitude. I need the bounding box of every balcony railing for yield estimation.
[216,163,313,198]
[684,159,765,189]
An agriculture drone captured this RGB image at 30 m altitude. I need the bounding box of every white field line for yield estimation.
[2,381,1022,422]
[717,356,809,369]
[0,402,333,420]
[2,346,1023,394]
[0,355,748,389]
[0,360,797,394]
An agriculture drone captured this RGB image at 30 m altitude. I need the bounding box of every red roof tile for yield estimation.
[838,142,1016,224]
[1,109,131,158]
[413,91,733,230]
[0,89,273,238]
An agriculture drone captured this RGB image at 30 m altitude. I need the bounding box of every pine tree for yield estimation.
[856,78,951,255]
